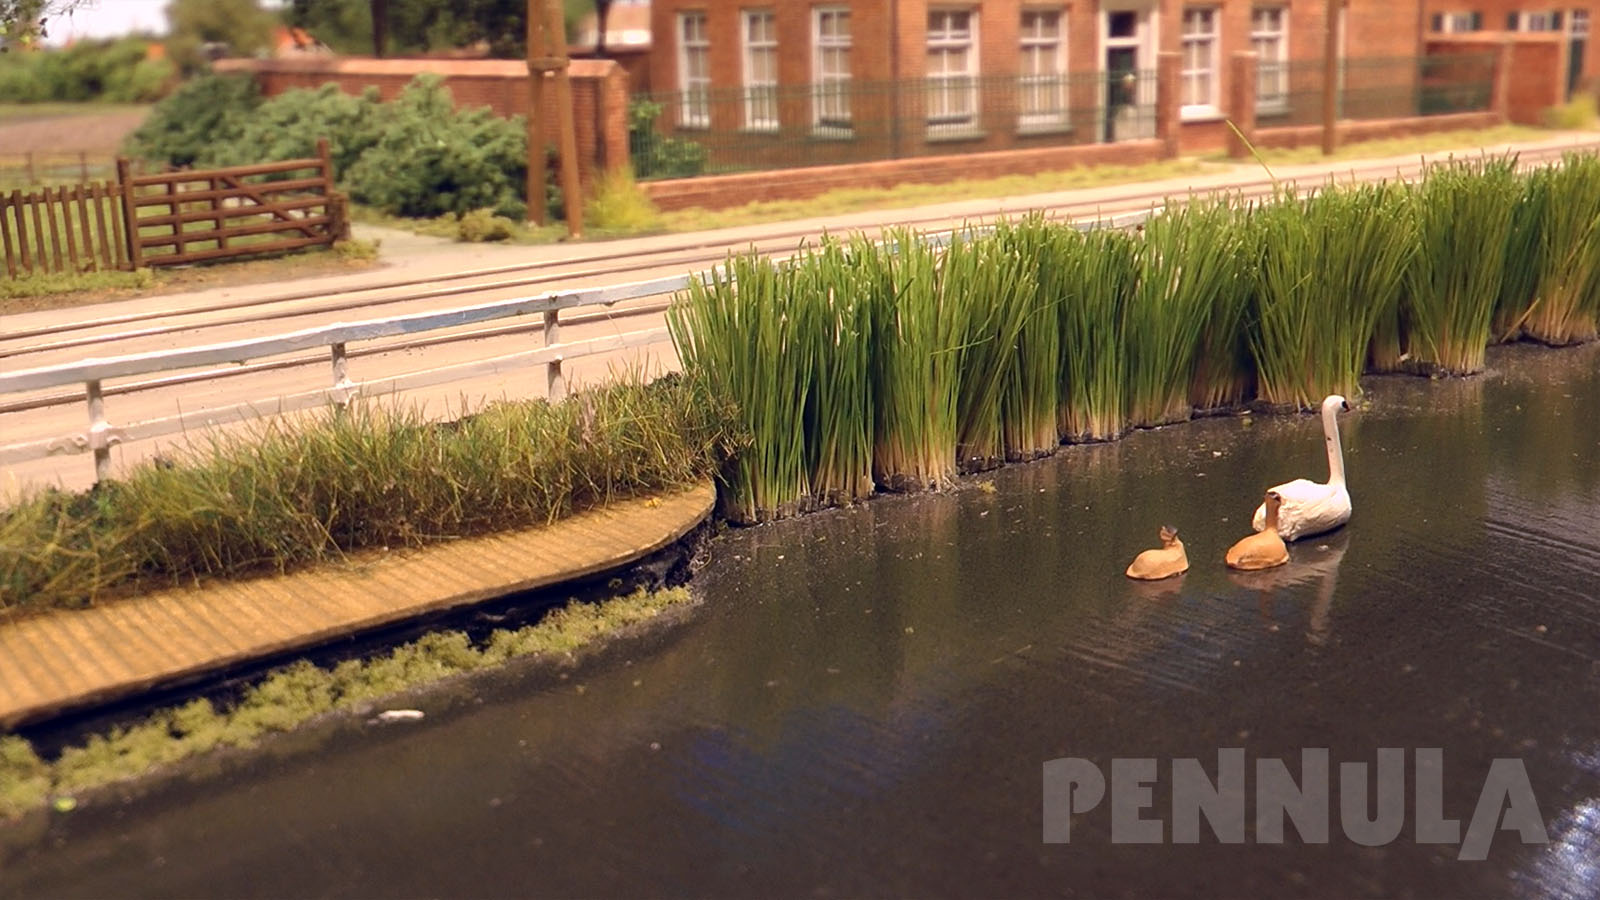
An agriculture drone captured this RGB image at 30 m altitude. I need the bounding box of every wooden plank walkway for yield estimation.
[0,481,715,729]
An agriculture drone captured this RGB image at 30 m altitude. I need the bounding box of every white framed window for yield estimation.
[1430,11,1481,32]
[813,7,852,130]
[1574,9,1591,37]
[677,12,710,129]
[1019,9,1068,129]
[1251,6,1288,114]
[742,10,778,131]
[927,8,979,135]
[1512,10,1563,31]
[1180,7,1220,118]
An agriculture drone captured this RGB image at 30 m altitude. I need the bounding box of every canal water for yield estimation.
[3,344,1598,899]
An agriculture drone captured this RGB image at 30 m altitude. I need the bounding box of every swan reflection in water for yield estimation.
[1228,531,1349,646]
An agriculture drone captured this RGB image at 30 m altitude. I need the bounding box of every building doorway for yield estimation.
[1102,6,1156,142]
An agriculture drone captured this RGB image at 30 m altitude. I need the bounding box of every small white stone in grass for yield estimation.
[376,709,424,723]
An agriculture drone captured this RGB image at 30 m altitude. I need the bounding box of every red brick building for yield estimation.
[644,1,1597,161]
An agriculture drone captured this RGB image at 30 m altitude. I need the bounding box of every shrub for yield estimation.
[342,75,528,219]
[121,73,261,166]
[1539,92,1599,130]
[585,166,661,232]
[198,84,384,178]
[628,99,709,179]
[455,208,518,242]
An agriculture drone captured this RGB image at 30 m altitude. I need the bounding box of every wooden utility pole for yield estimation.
[1321,0,1342,155]
[525,0,583,237]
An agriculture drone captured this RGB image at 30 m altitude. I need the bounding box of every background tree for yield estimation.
[285,0,592,59]
[165,0,275,72]
[0,0,87,51]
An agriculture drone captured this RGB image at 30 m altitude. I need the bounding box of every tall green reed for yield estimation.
[1493,167,1548,343]
[1124,198,1248,427]
[669,251,810,522]
[799,238,875,506]
[1058,225,1137,441]
[1406,156,1518,375]
[1523,152,1600,345]
[995,216,1066,460]
[1251,182,1415,407]
[867,229,964,490]
[946,227,1039,471]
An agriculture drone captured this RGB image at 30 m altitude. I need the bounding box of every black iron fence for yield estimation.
[631,54,1498,180]
[1257,54,1496,129]
[630,70,1157,180]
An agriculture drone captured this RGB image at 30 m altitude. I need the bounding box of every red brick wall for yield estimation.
[212,57,629,193]
[639,138,1165,210]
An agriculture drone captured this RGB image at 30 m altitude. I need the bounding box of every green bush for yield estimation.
[1540,92,1599,130]
[0,37,175,103]
[121,73,261,167]
[342,75,527,218]
[198,84,384,179]
[628,99,709,179]
[456,208,518,242]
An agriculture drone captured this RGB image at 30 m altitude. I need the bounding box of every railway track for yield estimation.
[5,139,1594,370]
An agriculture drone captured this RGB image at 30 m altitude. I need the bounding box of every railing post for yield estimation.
[330,341,353,409]
[1227,51,1259,160]
[86,378,112,483]
[543,309,565,401]
[115,157,143,271]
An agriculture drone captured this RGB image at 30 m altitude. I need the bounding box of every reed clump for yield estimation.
[1,379,734,611]
[670,153,1600,523]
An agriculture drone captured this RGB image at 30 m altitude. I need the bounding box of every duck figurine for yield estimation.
[1125,526,1190,580]
[1226,491,1291,570]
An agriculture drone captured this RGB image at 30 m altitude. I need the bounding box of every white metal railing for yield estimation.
[0,274,693,483]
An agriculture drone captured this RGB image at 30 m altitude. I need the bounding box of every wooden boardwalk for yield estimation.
[0,481,715,729]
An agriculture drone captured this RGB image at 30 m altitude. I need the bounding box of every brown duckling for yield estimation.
[1226,491,1290,571]
[1126,525,1190,580]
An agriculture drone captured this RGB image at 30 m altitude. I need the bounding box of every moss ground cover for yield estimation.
[0,585,695,821]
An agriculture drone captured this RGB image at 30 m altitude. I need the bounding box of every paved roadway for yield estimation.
[4,131,1598,494]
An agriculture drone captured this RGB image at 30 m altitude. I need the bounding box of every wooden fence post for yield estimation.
[115,158,143,271]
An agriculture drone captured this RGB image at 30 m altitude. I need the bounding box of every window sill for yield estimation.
[1180,106,1226,123]
[1255,105,1291,119]
[1017,121,1072,137]
[809,126,856,141]
[739,125,781,135]
[926,126,987,143]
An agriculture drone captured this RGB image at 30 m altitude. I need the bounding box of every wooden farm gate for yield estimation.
[0,139,349,279]
[118,138,349,270]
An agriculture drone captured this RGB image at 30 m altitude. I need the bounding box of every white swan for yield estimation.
[1251,394,1351,541]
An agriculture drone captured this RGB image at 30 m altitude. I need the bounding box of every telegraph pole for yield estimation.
[526,0,584,237]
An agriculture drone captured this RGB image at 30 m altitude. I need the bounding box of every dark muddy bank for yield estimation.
[3,343,1598,899]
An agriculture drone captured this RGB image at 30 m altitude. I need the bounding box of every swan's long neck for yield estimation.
[1323,403,1346,487]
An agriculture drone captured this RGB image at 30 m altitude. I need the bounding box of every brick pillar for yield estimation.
[1492,39,1514,124]
[1157,51,1182,159]
[600,63,629,176]
[1227,51,1259,160]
